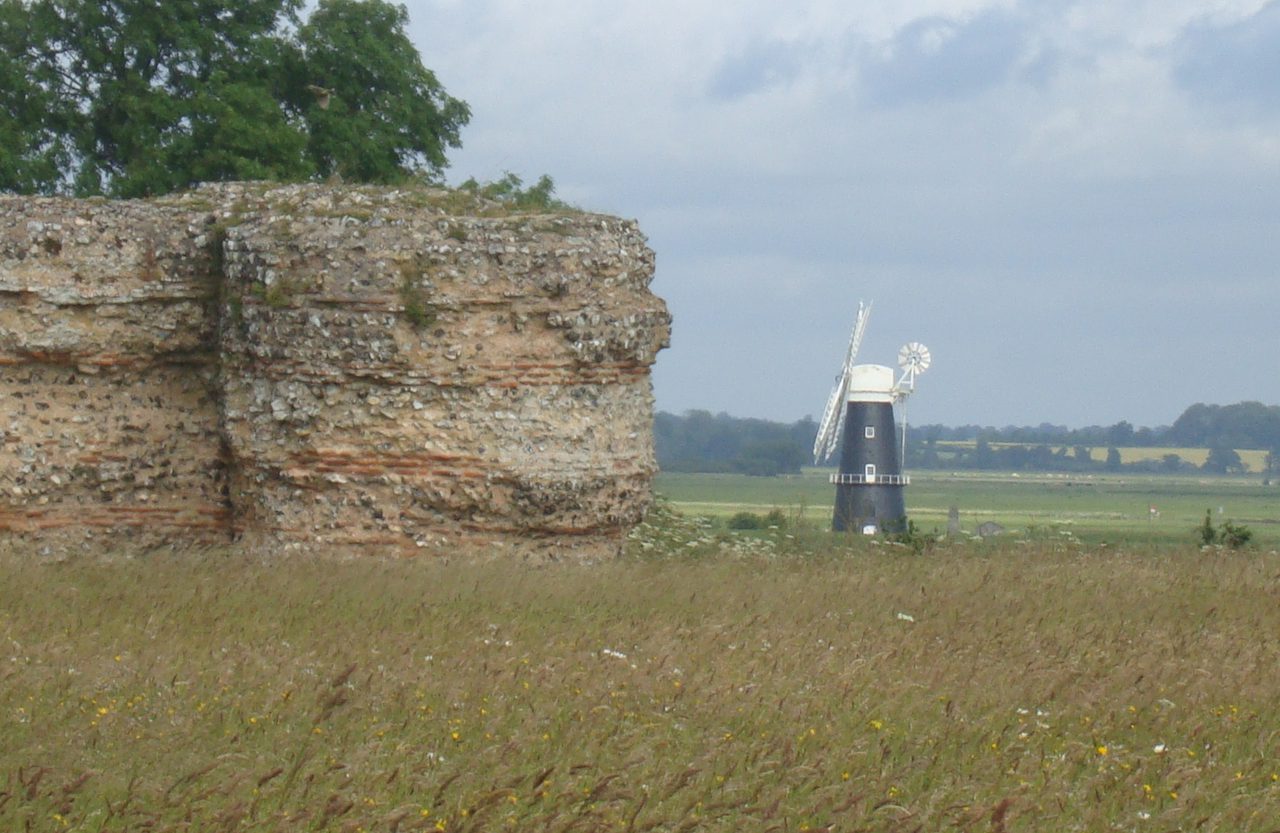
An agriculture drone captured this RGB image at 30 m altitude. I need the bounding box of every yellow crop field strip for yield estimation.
[934,442,1268,470]
[4,528,1280,832]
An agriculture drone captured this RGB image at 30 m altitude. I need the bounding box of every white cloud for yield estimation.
[406,0,1280,425]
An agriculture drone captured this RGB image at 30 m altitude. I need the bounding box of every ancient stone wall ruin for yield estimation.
[0,184,670,558]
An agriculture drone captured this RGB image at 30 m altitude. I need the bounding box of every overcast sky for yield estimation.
[408,0,1280,429]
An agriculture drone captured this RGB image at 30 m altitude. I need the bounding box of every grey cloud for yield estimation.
[706,9,1050,105]
[414,1,1280,426]
[707,38,809,99]
[1174,1,1280,115]
[858,9,1038,106]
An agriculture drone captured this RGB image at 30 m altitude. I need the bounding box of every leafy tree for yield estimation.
[1169,403,1216,446]
[1202,445,1244,475]
[1107,420,1134,447]
[974,437,995,469]
[1105,447,1122,472]
[296,0,469,183]
[1169,401,1280,451]
[0,0,469,196]
[10,0,314,196]
[0,1,69,192]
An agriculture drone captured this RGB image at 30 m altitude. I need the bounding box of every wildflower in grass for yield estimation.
[1096,745,1108,756]
[868,719,883,731]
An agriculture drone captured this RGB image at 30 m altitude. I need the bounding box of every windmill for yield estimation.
[814,302,931,534]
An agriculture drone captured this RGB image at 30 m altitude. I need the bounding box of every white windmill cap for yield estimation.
[847,364,895,403]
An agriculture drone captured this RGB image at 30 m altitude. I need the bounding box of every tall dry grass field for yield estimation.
[3,533,1280,831]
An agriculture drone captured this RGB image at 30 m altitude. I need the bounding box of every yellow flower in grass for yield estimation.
[1096,745,1108,756]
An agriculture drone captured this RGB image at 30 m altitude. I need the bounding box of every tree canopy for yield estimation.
[0,0,470,196]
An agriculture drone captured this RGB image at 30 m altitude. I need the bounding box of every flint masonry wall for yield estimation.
[0,183,670,558]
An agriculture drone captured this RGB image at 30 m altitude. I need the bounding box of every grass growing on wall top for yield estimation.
[4,534,1280,831]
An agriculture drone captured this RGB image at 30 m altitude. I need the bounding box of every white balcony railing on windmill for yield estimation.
[829,473,910,485]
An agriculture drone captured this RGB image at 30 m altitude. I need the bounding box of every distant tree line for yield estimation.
[654,410,815,476]
[655,401,1280,478]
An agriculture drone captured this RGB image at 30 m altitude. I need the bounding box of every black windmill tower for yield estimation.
[813,302,931,533]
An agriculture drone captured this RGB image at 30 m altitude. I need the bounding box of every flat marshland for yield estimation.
[5,527,1280,832]
[657,470,1280,547]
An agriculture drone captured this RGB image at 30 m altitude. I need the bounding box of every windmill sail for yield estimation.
[813,301,871,464]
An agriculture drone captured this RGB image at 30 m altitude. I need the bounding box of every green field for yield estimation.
[656,469,1280,547]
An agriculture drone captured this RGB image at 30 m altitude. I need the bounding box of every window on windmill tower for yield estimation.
[865,426,875,439]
